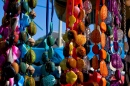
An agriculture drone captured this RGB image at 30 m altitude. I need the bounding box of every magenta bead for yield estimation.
[113,41,119,52]
[111,54,122,69]
[115,70,121,80]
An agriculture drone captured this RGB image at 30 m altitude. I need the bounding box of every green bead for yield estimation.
[47,35,55,46]
[106,81,110,86]
[105,25,112,36]
[26,49,36,64]
[22,1,29,13]
[48,47,54,59]
[105,52,110,63]
[20,62,27,73]
[27,22,37,36]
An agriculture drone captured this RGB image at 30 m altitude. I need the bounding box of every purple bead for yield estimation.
[113,27,118,41]
[115,70,121,80]
[110,80,121,86]
[112,0,119,15]
[0,54,6,68]
[3,0,9,12]
[111,54,122,69]
[113,41,119,52]
[2,26,10,40]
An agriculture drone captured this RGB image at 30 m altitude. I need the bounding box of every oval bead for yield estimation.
[99,49,107,60]
[11,62,19,74]
[76,34,86,46]
[90,28,101,44]
[76,46,86,58]
[101,33,106,48]
[66,57,76,69]
[27,22,37,36]
[76,71,83,83]
[60,58,68,71]
[92,55,99,70]
[92,44,99,54]
[100,22,107,32]
[66,71,77,84]
[76,57,85,71]
[124,42,129,52]
[26,49,36,64]
[100,60,108,77]
[100,5,108,21]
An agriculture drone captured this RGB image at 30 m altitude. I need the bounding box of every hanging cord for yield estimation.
[46,0,49,37]
[95,0,100,28]
[123,0,129,84]
[51,0,54,22]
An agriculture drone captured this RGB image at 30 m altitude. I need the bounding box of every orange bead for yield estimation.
[101,33,106,48]
[92,55,99,70]
[67,57,77,69]
[76,71,84,83]
[100,22,107,32]
[99,49,107,60]
[100,60,108,77]
[76,57,85,71]
[100,5,107,21]
[11,62,19,74]
[99,78,107,86]
[90,28,101,44]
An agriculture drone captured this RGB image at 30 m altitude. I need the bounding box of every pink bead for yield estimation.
[74,6,80,18]
[83,0,92,14]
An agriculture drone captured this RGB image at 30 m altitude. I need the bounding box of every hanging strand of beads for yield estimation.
[99,0,108,85]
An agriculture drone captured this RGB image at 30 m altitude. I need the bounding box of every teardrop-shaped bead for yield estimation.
[92,55,99,70]
[90,28,101,44]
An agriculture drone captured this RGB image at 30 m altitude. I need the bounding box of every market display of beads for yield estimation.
[0,0,130,86]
